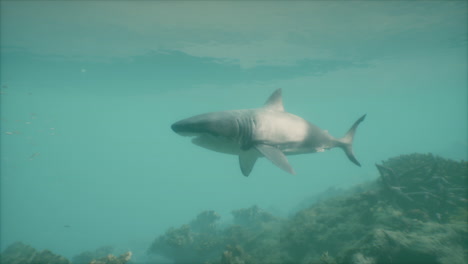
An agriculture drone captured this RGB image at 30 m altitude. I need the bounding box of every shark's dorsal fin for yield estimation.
[255,144,295,175]
[263,88,284,111]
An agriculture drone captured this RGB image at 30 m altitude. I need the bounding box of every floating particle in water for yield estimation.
[4,131,20,135]
[29,152,40,160]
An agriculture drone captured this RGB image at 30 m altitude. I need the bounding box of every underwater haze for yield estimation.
[0,1,467,262]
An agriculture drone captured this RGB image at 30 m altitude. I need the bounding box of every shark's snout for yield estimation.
[171,117,209,137]
[171,112,239,138]
[171,120,195,136]
[171,121,183,133]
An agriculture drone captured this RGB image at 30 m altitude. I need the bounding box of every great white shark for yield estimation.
[171,89,366,176]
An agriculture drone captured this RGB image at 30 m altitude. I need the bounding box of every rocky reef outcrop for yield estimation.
[0,242,132,264]
[72,246,114,264]
[88,251,132,264]
[0,242,71,264]
[2,153,466,264]
[148,206,280,263]
[149,153,468,264]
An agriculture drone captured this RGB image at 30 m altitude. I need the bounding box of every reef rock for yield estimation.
[343,222,467,264]
[89,251,132,264]
[72,246,114,264]
[0,242,70,264]
[190,210,221,233]
[231,205,277,229]
[283,153,468,264]
[376,153,467,222]
[149,153,467,264]
[220,245,255,264]
[148,220,224,263]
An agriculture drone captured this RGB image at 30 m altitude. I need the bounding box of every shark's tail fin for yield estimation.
[336,114,366,167]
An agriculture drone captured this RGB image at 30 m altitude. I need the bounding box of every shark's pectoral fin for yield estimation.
[255,144,296,175]
[239,149,259,177]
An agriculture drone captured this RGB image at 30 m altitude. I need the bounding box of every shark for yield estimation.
[171,89,366,176]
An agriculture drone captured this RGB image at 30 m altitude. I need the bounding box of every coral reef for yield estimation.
[148,207,283,263]
[149,153,468,264]
[88,251,132,264]
[190,210,221,233]
[0,242,132,264]
[148,210,225,263]
[282,153,467,264]
[2,153,465,264]
[72,246,114,264]
[0,242,71,264]
[377,153,467,222]
[220,245,252,264]
[342,223,467,264]
[231,205,277,228]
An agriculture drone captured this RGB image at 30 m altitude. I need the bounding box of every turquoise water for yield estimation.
[0,1,466,262]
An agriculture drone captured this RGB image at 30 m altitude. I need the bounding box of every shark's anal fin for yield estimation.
[255,144,296,175]
[239,149,259,177]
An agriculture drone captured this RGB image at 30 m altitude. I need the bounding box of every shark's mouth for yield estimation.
[191,134,240,155]
[176,131,200,137]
